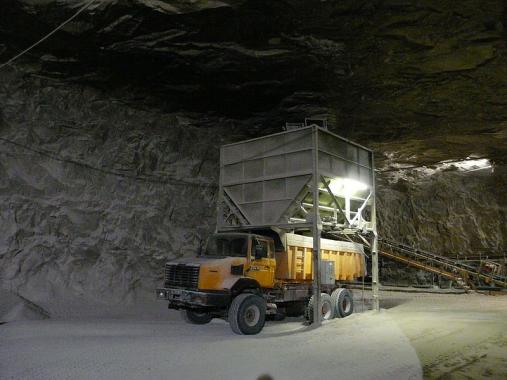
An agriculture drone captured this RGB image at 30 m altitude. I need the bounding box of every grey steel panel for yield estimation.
[244,182,263,202]
[285,175,311,198]
[225,174,311,225]
[359,167,371,185]
[218,126,375,229]
[227,184,243,203]
[223,162,243,182]
[286,150,313,172]
[317,129,373,189]
[284,128,312,151]
[244,158,264,178]
[221,127,312,164]
[242,203,264,223]
[264,155,285,176]
[240,199,294,225]
[263,179,286,199]
[359,149,370,167]
[222,144,244,165]
[264,200,293,224]
[223,170,313,187]
[321,261,335,285]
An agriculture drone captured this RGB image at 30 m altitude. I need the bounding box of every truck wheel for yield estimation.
[181,310,213,324]
[228,293,266,335]
[304,293,335,323]
[331,288,354,318]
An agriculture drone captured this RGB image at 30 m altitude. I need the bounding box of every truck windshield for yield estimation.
[204,235,247,257]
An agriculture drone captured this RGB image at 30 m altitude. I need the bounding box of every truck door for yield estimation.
[246,237,276,288]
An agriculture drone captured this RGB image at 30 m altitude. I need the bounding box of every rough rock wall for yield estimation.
[0,68,226,314]
[378,169,507,255]
[377,167,507,285]
[2,67,505,315]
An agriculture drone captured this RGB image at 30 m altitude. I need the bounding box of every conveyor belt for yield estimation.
[378,239,507,290]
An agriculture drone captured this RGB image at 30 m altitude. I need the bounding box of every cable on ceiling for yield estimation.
[0,0,97,71]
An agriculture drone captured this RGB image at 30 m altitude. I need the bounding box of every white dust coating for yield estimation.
[0,310,422,380]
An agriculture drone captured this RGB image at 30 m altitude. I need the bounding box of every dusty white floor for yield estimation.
[3,291,505,380]
[0,309,422,380]
[384,292,507,379]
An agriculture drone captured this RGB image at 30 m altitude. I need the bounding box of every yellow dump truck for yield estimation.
[156,231,366,335]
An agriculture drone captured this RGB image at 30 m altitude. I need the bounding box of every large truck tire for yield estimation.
[228,293,266,335]
[304,293,335,323]
[331,288,354,318]
[181,309,213,324]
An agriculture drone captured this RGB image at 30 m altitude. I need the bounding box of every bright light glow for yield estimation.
[450,157,491,172]
[425,157,493,174]
[381,154,493,183]
[328,178,368,197]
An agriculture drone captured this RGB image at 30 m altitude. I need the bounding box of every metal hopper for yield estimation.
[217,125,375,233]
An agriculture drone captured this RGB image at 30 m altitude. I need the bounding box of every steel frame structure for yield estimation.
[216,125,379,325]
[379,238,507,289]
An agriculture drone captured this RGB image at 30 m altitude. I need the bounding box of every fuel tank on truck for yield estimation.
[274,233,366,281]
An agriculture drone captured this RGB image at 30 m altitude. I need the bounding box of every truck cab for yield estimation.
[156,233,277,332]
[200,232,276,288]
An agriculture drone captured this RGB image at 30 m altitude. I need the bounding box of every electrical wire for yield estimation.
[0,0,97,71]
[0,136,217,189]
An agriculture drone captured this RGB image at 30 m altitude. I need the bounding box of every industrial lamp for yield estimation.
[328,178,368,197]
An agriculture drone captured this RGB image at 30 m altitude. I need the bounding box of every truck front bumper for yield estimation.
[156,288,230,309]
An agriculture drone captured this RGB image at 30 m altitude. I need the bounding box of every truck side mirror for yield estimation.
[254,244,267,260]
[198,236,210,256]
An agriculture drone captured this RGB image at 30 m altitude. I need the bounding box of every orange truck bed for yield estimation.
[275,233,366,282]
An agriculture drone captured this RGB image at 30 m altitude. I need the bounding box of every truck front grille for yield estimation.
[165,264,200,289]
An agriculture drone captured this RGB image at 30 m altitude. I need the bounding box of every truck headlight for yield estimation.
[193,295,205,304]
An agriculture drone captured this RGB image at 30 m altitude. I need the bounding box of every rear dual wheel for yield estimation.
[331,288,353,318]
[305,289,354,323]
[304,293,335,323]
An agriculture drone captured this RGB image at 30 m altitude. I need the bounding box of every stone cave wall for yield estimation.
[0,69,224,313]
[1,67,505,314]
[377,167,507,285]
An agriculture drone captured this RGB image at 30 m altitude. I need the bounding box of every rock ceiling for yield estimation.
[2,0,506,170]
